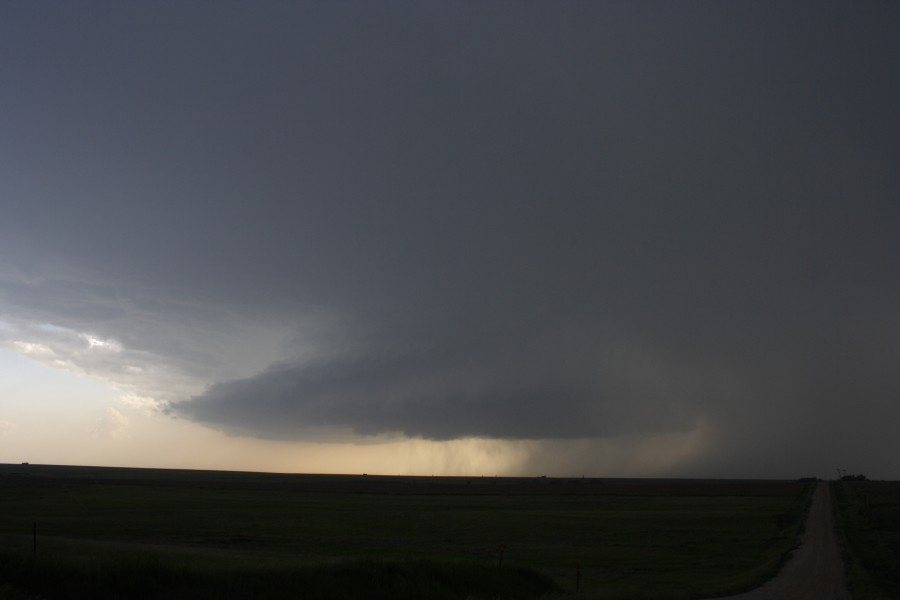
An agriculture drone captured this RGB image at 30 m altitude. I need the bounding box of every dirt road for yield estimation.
[708,481,850,600]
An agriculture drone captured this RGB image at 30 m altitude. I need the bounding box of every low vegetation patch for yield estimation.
[0,555,557,600]
[834,480,900,600]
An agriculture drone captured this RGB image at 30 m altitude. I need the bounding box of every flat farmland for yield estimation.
[0,464,811,599]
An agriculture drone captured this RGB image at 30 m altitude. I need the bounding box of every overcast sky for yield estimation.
[1,1,897,478]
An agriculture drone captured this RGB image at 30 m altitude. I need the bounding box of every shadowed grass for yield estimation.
[0,555,557,600]
[834,481,900,600]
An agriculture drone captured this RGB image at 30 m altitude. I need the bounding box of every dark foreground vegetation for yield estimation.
[834,480,900,600]
[0,556,554,600]
[0,464,813,599]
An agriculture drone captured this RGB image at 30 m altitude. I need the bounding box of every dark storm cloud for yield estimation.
[1,2,898,474]
[177,327,724,441]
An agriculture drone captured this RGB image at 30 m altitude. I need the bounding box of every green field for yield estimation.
[0,464,812,599]
[834,480,900,600]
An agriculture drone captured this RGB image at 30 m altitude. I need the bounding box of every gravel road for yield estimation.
[707,481,850,600]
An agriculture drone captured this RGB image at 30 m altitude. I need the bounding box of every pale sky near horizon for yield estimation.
[1,1,898,479]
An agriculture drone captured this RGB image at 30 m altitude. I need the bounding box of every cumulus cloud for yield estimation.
[94,407,129,440]
[0,316,196,406]
[119,393,162,415]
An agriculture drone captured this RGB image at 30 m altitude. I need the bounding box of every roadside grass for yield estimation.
[0,465,812,599]
[834,480,900,600]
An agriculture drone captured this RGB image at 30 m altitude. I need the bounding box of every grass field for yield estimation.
[0,464,812,599]
[834,480,900,600]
